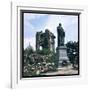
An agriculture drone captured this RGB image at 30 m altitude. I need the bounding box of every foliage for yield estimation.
[23,46,57,76]
[24,44,34,55]
[36,48,53,55]
[66,41,79,69]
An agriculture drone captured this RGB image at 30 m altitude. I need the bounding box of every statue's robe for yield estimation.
[57,26,65,46]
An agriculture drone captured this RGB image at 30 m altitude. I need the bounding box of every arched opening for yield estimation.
[40,46,42,50]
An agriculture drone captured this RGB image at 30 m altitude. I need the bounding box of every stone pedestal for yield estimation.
[56,45,70,68]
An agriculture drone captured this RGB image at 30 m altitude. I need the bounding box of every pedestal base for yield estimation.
[56,45,70,68]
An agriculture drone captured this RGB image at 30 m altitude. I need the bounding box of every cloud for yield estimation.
[24,37,36,50]
[43,15,78,48]
[24,13,78,50]
[24,13,48,38]
[43,15,60,48]
[24,13,49,50]
[24,13,47,21]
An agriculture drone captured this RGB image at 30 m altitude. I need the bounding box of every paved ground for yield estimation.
[41,66,78,75]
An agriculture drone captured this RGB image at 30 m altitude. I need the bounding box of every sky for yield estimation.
[24,13,78,50]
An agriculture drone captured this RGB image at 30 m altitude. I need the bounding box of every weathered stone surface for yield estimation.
[36,29,55,52]
[56,46,70,68]
[57,23,70,68]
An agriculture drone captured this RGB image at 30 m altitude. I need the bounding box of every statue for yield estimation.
[57,23,65,46]
[56,23,70,68]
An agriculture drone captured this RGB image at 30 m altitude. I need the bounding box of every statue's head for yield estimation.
[59,23,62,27]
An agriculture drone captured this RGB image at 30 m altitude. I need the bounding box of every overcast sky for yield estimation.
[24,13,78,50]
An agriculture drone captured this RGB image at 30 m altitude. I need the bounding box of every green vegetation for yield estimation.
[23,46,57,76]
[36,48,53,55]
[24,44,34,55]
[66,41,79,69]
[23,41,79,76]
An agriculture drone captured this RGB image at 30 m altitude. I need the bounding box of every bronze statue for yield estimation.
[57,23,65,46]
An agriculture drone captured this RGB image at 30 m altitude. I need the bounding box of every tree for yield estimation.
[24,44,34,55]
[66,41,79,68]
[24,44,34,65]
[36,48,52,55]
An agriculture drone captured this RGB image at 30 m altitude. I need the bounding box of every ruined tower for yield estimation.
[36,29,56,52]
